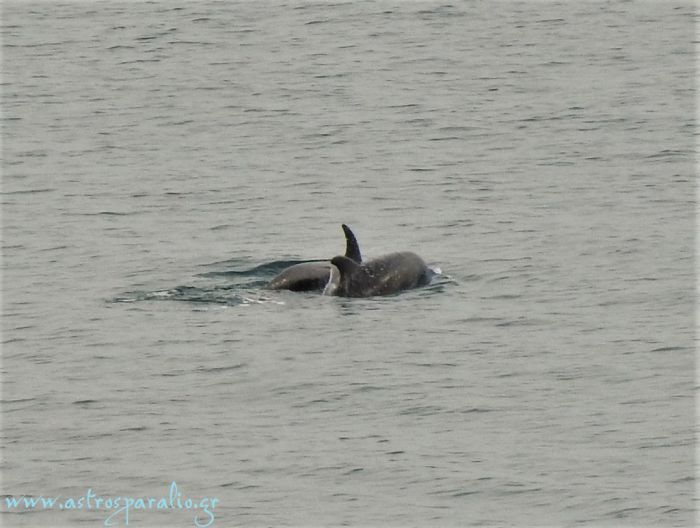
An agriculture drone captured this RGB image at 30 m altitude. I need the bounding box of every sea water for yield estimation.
[1,1,695,526]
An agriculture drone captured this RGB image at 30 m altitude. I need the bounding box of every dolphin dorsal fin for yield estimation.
[341,224,362,262]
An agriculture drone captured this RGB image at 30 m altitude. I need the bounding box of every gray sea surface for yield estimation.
[1,1,695,527]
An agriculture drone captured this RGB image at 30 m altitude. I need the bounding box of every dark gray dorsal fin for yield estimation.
[330,255,361,279]
[341,224,362,262]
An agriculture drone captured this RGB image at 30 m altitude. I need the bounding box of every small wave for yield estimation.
[197,363,246,373]
[112,286,285,307]
[421,269,457,292]
[1,188,55,195]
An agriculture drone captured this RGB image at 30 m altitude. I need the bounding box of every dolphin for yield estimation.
[323,251,432,297]
[266,224,361,292]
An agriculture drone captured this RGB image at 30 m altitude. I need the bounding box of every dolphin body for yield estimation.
[324,251,432,298]
[266,224,361,292]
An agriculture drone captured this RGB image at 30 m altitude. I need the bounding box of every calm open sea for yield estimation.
[1,1,695,527]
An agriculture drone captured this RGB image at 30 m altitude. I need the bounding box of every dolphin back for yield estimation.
[266,262,332,291]
[328,251,429,297]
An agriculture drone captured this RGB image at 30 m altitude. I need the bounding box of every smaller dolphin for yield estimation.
[324,251,432,298]
[266,224,361,292]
